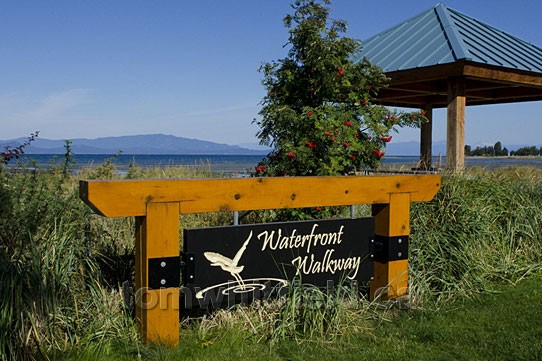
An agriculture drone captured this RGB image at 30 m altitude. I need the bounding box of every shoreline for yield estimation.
[465,155,542,160]
[7,153,542,174]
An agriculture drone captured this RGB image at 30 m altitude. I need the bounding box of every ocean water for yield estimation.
[20,154,265,174]
[15,153,542,174]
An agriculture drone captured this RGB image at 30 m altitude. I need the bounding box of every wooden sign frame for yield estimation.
[80,174,441,346]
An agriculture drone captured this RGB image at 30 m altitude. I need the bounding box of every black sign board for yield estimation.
[182,217,374,309]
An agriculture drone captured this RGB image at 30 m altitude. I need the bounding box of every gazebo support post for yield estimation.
[446,76,466,172]
[419,104,433,170]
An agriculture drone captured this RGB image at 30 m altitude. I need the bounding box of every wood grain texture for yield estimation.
[371,260,409,300]
[135,202,180,346]
[447,77,466,171]
[371,193,411,300]
[80,175,441,217]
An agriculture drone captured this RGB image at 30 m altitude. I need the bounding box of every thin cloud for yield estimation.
[26,89,91,120]
[1,89,93,139]
[161,103,258,120]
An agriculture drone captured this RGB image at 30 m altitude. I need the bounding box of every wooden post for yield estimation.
[370,193,411,300]
[420,104,433,170]
[135,202,180,346]
[446,76,466,172]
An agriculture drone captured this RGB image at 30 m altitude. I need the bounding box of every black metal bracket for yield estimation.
[373,235,409,262]
[148,256,181,289]
[181,253,196,285]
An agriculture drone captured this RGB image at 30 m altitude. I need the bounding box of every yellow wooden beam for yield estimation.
[80,175,441,217]
[135,202,180,346]
[370,193,411,300]
[371,260,409,299]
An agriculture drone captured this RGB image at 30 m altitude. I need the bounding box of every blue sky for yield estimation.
[1,0,541,148]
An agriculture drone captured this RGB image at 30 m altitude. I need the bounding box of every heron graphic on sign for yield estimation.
[203,231,252,289]
[196,231,288,300]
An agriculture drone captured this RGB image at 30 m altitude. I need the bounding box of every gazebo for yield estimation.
[355,3,542,171]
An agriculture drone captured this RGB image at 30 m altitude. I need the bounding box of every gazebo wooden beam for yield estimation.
[463,63,542,87]
[376,96,448,108]
[386,61,542,87]
[467,86,542,101]
[379,88,447,99]
[381,84,540,102]
[465,80,520,92]
[446,77,466,171]
[386,63,465,85]
[387,82,448,94]
[378,91,438,101]
[465,95,542,106]
[420,105,433,169]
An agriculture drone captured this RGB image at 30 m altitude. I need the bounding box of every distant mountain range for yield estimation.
[0,134,269,155]
[1,134,534,156]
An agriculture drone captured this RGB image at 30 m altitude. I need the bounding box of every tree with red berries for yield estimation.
[254,0,424,177]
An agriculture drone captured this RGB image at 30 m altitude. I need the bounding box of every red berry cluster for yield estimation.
[380,135,392,143]
[306,141,317,149]
[373,149,385,159]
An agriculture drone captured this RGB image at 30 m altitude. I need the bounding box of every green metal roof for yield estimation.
[355,3,542,74]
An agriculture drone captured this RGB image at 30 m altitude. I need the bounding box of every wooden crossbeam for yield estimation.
[80,175,441,217]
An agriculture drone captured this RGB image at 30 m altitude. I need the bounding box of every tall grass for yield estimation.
[410,167,542,304]
[1,159,542,359]
[0,221,138,360]
[0,161,136,360]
